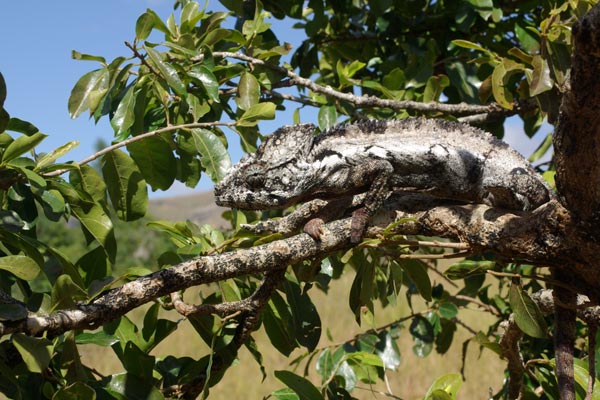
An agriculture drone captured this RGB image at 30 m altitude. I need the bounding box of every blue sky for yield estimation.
[0,1,551,196]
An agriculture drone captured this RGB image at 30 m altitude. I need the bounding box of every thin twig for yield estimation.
[44,121,237,177]
[319,312,425,352]
[125,40,161,77]
[453,294,501,316]
[424,259,459,288]
[170,268,282,318]
[382,238,470,250]
[398,251,472,260]
[452,317,478,335]
[263,88,322,107]
[486,270,577,293]
[353,385,404,400]
[210,51,509,116]
[125,39,161,78]
[499,315,525,399]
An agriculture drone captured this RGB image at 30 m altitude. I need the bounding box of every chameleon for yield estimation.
[214,118,553,242]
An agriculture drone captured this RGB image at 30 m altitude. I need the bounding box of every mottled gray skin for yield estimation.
[215,118,552,240]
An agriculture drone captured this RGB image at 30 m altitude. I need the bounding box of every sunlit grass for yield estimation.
[78,266,505,399]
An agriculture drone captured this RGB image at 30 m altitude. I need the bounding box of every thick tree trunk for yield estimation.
[552,5,600,399]
[555,5,600,235]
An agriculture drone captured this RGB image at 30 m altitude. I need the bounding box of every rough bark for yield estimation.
[555,5,600,231]
[550,5,600,399]
[2,193,598,338]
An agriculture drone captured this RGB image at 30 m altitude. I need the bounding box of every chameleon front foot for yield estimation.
[303,218,325,240]
[350,208,369,243]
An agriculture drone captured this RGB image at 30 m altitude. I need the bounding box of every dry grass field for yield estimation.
[73,192,508,399]
[78,271,505,399]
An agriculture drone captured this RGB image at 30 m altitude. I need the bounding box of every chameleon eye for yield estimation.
[246,172,266,189]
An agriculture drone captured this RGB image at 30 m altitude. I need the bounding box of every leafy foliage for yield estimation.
[0,0,596,399]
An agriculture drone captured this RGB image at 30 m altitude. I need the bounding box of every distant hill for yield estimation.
[148,191,228,227]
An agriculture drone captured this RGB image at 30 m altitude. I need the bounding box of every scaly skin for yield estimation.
[215,118,553,242]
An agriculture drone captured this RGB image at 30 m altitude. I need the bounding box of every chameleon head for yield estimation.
[214,124,317,210]
[214,158,311,209]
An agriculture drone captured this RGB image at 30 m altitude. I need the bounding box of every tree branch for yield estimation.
[211,51,518,117]
[0,192,592,338]
[43,121,237,177]
[500,315,525,399]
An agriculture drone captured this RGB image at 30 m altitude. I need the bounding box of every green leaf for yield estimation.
[144,46,186,97]
[444,260,494,280]
[435,319,456,354]
[128,136,176,191]
[71,50,106,63]
[110,84,137,138]
[237,102,277,126]
[572,359,600,400]
[0,255,40,280]
[410,316,434,357]
[68,68,110,118]
[508,47,534,65]
[515,22,540,53]
[346,351,384,367]
[283,277,322,352]
[509,284,548,338]
[491,59,524,110]
[410,316,434,343]
[70,165,107,206]
[121,341,155,379]
[426,389,453,400]
[473,332,502,356]
[136,12,155,41]
[181,1,202,27]
[529,132,553,163]
[12,333,52,373]
[102,149,148,221]
[50,181,117,263]
[424,373,462,400]
[317,105,337,131]
[2,132,46,164]
[263,291,298,357]
[345,353,376,385]
[35,141,79,171]
[0,108,9,134]
[75,331,119,347]
[39,189,65,221]
[398,259,432,301]
[375,331,401,370]
[190,128,232,182]
[0,72,6,107]
[349,253,375,322]
[236,72,260,110]
[53,382,96,400]
[423,75,450,102]
[529,56,553,96]
[272,388,300,400]
[316,348,334,380]
[438,302,459,319]
[100,373,165,400]
[274,370,323,400]
[51,274,87,310]
[451,39,488,53]
[202,28,233,46]
[0,303,28,321]
[6,117,40,136]
[188,66,220,103]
